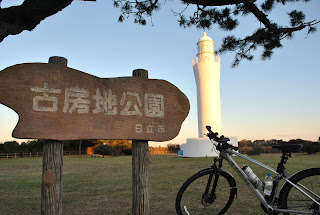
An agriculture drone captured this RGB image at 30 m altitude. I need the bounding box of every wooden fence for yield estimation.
[149,147,176,155]
[0,152,42,159]
[1,148,177,159]
[0,151,86,159]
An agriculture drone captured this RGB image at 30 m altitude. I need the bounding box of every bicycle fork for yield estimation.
[202,158,222,205]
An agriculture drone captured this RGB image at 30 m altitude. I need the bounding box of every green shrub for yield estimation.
[113,145,123,156]
[302,142,320,154]
[247,144,263,155]
[122,148,132,155]
[167,143,180,153]
[94,144,115,157]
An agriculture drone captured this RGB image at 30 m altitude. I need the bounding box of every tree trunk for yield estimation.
[132,69,151,215]
[79,140,82,155]
[41,56,67,215]
[41,141,63,215]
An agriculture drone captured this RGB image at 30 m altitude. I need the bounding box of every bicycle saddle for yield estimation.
[272,144,302,153]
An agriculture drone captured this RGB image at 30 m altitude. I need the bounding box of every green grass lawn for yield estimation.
[0,153,319,214]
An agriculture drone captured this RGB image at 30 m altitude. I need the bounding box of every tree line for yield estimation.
[0,139,95,154]
[89,140,132,156]
[2,138,319,156]
[0,139,180,157]
[239,138,320,155]
[0,139,132,156]
[0,140,178,156]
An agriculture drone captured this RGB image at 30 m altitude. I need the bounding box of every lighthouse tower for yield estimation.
[179,33,237,157]
[193,32,222,137]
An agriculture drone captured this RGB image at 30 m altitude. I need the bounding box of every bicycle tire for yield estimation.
[279,168,320,215]
[175,168,236,215]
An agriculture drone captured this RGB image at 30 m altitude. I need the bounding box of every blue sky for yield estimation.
[0,0,319,146]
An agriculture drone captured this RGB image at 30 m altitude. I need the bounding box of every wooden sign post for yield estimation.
[41,57,67,215]
[0,60,190,215]
[132,69,150,215]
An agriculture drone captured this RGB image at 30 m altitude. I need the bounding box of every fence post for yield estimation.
[79,140,82,155]
[41,56,66,215]
[132,69,151,215]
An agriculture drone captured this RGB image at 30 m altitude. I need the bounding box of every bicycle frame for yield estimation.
[216,147,320,214]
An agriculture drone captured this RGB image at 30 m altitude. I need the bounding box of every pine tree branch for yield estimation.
[181,0,243,7]
[242,0,308,34]
[180,0,313,35]
[0,0,92,43]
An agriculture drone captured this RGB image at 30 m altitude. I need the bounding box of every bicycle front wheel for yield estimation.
[279,168,320,215]
[175,168,236,215]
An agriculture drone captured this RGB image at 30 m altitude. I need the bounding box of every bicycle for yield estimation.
[175,126,320,214]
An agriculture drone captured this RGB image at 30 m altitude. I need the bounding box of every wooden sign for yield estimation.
[0,63,189,141]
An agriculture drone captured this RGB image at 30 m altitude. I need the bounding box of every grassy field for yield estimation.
[0,153,319,214]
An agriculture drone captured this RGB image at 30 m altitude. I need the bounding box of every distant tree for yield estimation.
[302,141,319,154]
[27,139,43,152]
[94,144,115,157]
[253,140,266,146]
[275,139,286,145]
[94,139,132,155]
[122,147,132,155]
[92,140,131,156]
[238,139,253,147]
[79,140,95,154]
[286,138,320,154]
[266,139,285,146]
[102,139,132,149]
[63,140,78,151]
[238,139,253,154]
[1,141,20,153]
[62,140,95,153]
[167,143,180,153]
[1,0,318,67]
[19,142,30,153]
[247,143,263,155]
[288,139,304,145]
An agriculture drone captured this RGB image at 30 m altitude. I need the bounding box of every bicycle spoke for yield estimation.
[178,172,233,214]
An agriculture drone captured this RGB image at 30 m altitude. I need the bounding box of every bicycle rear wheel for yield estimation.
[279,168,320,215]
[175,168,236,215]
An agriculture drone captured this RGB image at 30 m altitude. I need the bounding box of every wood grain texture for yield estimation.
[132,69,150,215]
[41,57,65,215]
[0,63,190,141]
[41,141,63,215]
[132,140,150,215]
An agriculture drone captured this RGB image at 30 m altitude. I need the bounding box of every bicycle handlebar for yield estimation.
[206,126,239,151]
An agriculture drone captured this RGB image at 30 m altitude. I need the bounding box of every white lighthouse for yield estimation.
[193,32,222,137]
[180,33,237,157]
